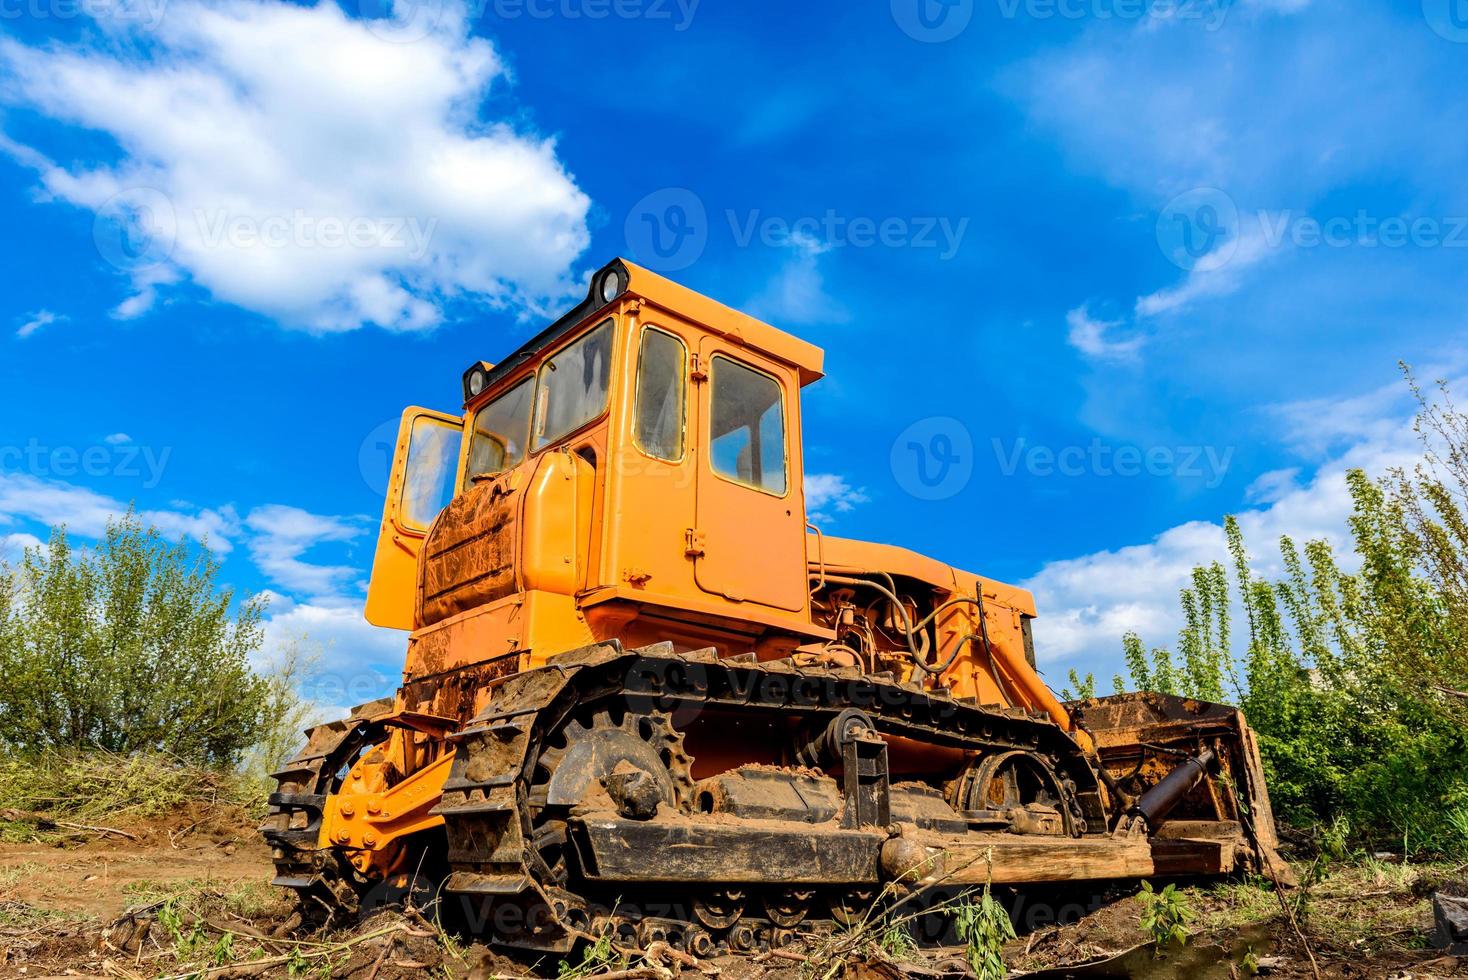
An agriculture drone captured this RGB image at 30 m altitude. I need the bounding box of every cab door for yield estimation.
[691,338,808,612]
[365,407,464,630]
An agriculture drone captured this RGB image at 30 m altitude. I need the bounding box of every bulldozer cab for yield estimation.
[364,259,826,641]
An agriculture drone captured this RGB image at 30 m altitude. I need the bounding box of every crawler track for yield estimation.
[432,640,1109,953]
[259,701,394,925]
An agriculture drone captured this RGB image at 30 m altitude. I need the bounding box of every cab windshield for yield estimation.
[465,319,614,482]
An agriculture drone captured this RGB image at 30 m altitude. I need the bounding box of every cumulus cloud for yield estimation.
[259,592,405,700]
[0,0,591,331]
[0,470,239,553]
[805,473,869,524]
[244,504,366,598]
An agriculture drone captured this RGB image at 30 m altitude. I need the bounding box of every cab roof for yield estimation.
[466,258,826,403]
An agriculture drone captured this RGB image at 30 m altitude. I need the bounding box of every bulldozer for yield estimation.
[261,258,1287,954]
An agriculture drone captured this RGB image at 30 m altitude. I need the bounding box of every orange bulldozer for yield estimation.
[260,259,1287,954]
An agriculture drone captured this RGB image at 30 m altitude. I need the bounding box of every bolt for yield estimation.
[363,834,378,847]
[340,803,355,818]
[366,801,381,815]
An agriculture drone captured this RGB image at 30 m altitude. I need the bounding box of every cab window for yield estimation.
[401,415,461,531]
[709,355,787,494]
[634,327,686,461]
[466,377,532,480]
[534,320,614,450]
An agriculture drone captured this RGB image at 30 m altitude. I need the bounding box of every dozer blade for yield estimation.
[1069,691,1292,883]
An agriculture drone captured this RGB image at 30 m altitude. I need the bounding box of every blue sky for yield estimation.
[0,0,1463,698]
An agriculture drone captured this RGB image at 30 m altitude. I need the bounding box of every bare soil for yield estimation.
[0,805,1463,979]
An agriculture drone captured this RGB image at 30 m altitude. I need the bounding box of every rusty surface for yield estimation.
[399,652,522,725]
[417,475,519,628]
[1070,691,1286,878]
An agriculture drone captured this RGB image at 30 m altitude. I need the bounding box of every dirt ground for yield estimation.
[0,804,1464,979]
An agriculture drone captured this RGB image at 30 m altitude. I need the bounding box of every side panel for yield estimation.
[692,337,809,613]
[365,407,463,631]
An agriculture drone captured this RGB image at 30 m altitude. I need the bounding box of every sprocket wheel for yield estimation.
[526,707,694,882]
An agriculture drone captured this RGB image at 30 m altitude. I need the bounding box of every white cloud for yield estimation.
[244,504,365,598]
[1268,374,1419,458]
[0,470,239,553]
[15,310,63,339]
[103,433,133,445]
[1134,225,1277,319]
[805,473,869,524]
[1244,467,1301,504]
[747,234,849,327]
[0,0,591,332]
[1023,406,1421,677]
[1065,305,1142,362]
[0,532,43,564]
[260,592,406,695]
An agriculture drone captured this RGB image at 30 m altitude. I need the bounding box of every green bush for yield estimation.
[0,512,286,767]
[1120,372,1468,854]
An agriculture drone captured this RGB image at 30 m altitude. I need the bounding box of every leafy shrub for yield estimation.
[1119,372,1468,854]
[0,513,284,766]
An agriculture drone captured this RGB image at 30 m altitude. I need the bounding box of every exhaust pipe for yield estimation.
[1129,749,1218,829]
